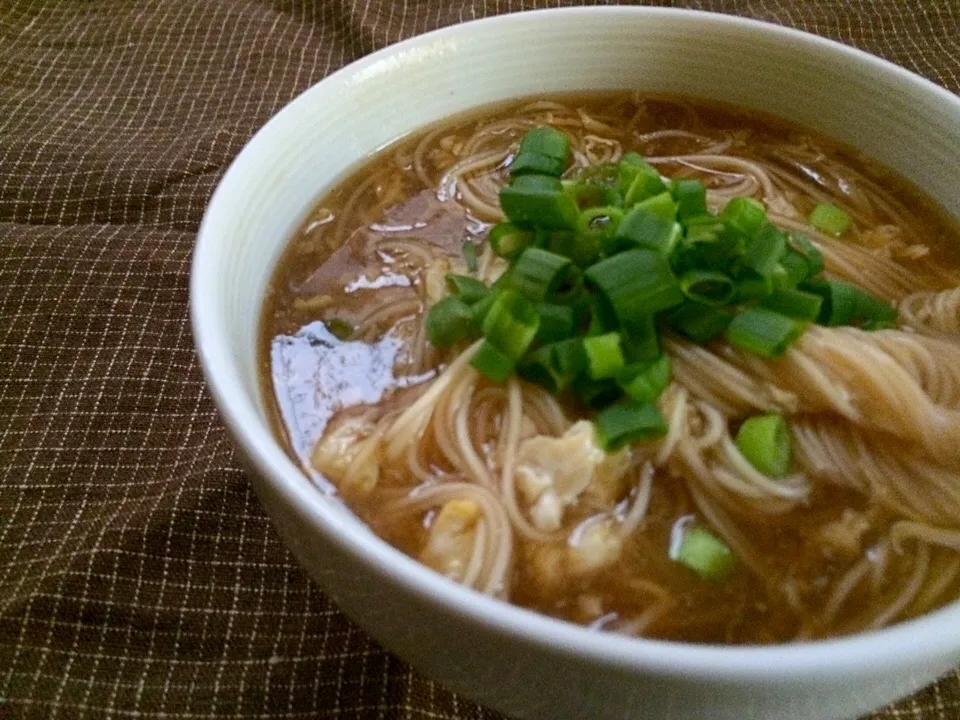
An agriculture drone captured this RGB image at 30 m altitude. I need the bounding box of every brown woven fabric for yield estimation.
[1,0,958,717]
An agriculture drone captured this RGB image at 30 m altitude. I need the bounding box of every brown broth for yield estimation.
[259,93,960,644]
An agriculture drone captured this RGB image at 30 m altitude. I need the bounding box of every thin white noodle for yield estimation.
[869,544,930,629]
[619,462,655,538]
[499,378,560,543]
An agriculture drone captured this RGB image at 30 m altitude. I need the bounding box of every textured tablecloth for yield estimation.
[1,1,959,717]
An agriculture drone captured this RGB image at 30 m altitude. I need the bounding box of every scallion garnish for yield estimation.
[779,252,811,288]
[509,152,568,178]
[725,307,807,358]
[741,223,787,279]
[787,233,824,276]
[420,128,898,452]
[508,248,580,303]
[808,202,852,237]
[517,346,567,392]
[735,413,792,477]
[462,241,479,273]
[802,278,897,328]
[500,174,579,230]
[595,402,667,451]
[425,297,477,348]
[721,196,767,239]
[583,332,626,380]
[489,222,534,260]
[574,377,621,410]
[761,287,824,322]
[615,205,682,257]
[621,313,661,363]
[616,355,672,404]
[445,274,489,305]
[673,527,735,581]
[470,340,515,383]
[585,249,683,329]
[517,126,572,163]
[578,206,624,244]
[534,302,576,345]
[669,302,734,343]
[620,153,666,205]
[670,178,708,220]
[679,269,736,307]
[481,290,540,360]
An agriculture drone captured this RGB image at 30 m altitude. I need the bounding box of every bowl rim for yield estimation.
[191,4,960,682]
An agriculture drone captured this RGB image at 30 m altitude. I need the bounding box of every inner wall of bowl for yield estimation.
[211,6,960,462]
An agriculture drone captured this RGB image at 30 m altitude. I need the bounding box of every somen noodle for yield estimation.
[261,94,960,644]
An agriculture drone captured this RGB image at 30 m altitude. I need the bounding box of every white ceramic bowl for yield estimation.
[191,7,960,719]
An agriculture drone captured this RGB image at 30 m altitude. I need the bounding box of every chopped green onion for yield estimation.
[470,291,497,326]
[778,252,811,288]
[615,206,682,257]
[634,191,678,222]
[518,126,572,162]
[624,172,668,207]
[445,274,489,305]
[425,297,477,348]
[679,270,735,307]
[585,249,683,330]
[578,206,624,244]
[619,154,666,205]
[769,264,790,291]
[562,166,621,210]
[509,152,567,178]
[621,314,661,363]
[616,355,672,404]
[586,297,617,337]
[500,174,580,230]
[669,302,734,343]
[574,378,622,410]
[429,128,897,456]
[673,225,742,275]
[725,307,807,358]
[619,152,656,172]
[721,196,767,239]
[735,272,774,302]
[761,287,824,322]
[463,241,479,273]
[619,152,658,173]
[595,402,667,451]
[741,223,787,278]
[491,266,514,290]
[481,290,540,360]
[808,203,852,237]
[735,414,792,477]
[551,338,588,378]
[489,222,534,260]
[802,279,897,329]
[673,527,735,581]
[508,247,580,303]
[517,346,567,392]
[544,228,601,268]
[670,178,708,220]
[327,318,354,341]
[684,213,724,228]
[583,332,625,380]
[535,302,576,345]
[787,233,824,277]
[470,340,515,383]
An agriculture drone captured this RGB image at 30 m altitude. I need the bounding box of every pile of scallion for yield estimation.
[425,127,896,453]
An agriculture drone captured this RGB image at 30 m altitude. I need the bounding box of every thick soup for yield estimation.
[260,94,960,644]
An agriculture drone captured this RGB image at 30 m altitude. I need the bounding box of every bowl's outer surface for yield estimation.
[192,7,960,720]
